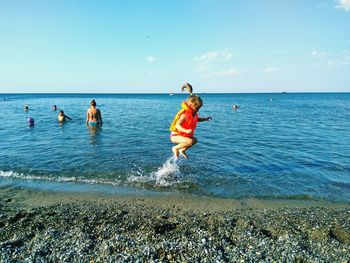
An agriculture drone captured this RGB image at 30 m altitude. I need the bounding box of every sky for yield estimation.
[0,0,350,93]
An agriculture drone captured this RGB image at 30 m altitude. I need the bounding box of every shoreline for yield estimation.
[1,187,350,261]
[3,185,350,211]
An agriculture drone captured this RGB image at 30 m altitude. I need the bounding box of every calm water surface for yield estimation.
[0,93,349,201]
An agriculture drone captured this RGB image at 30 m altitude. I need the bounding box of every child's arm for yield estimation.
[175,114,193,134]
[65,115,72,120]
[198,117,212,122]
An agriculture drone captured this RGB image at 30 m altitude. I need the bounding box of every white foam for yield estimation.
[1,156,182,189]
[153,155,181,186]
[0,170,122,186]
[127,155,182,187]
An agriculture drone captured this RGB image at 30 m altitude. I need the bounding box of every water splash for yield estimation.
[153,155,181,186]
[127,155,182,187]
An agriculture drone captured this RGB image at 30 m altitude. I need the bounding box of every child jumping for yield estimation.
[170,95,211,159]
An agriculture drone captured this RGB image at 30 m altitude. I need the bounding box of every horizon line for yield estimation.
[1,91,350,95]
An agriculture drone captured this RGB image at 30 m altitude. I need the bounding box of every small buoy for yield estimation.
[27,117,35,126]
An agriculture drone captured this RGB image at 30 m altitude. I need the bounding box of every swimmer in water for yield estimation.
[170,95,211,159]
[27,117,34,126]
[24,105,29,111]
[86,99,103,126]
[58,110,72,122]
[52,105,57,111]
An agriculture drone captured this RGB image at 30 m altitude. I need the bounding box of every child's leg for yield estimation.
[178,148,188,159]
[170,136,197,158]
[178,137,197,158]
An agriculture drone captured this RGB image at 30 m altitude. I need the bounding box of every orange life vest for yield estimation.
[170,102,198,138]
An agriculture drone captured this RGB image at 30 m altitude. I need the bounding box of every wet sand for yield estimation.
[1,187,350,262]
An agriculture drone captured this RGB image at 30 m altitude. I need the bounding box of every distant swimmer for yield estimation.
[232,104,239,110]
[27,117,34,126]
[24,105,29,111]
[52,105,57,111]
[170,95,211,159]
[86,99,102,127]
[58,110,72,122]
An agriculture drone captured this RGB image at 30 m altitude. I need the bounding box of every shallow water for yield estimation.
[0,93,349,201]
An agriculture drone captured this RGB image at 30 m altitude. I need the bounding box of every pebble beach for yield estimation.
[2,0,350,260]
[1,187,350,262]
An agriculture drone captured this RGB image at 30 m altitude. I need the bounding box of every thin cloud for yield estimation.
[146,56,157,63]
[335,0,350,12]
[194,49,233,72]
[207,68,238,77]
[264,67,278,73]
[272,50,286,55]
[195,49,233,62]
[311,50,329,57]
[327,53,350,66]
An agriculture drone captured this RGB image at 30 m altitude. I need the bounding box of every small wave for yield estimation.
[128,155,182,187]
[0,170,122,186]
[1,159,183,189]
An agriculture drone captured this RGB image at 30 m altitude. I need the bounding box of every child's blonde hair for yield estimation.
[187,95,203,109]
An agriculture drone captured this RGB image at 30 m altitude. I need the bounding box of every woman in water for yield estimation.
[86,99,103,126]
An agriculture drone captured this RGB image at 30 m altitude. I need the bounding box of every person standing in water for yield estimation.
[170,95,211,159]
[58,110,72,122]
[86,99,103,126]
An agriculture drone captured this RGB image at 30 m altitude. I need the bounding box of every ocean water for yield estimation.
[0,93,349,201]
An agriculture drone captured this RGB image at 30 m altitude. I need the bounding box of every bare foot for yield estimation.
[172,146,179,157]
[179,149,188,159]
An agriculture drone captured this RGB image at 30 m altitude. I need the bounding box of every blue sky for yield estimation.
[0,0,349,93]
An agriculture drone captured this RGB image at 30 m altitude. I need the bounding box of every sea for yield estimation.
[0,93,349,202]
